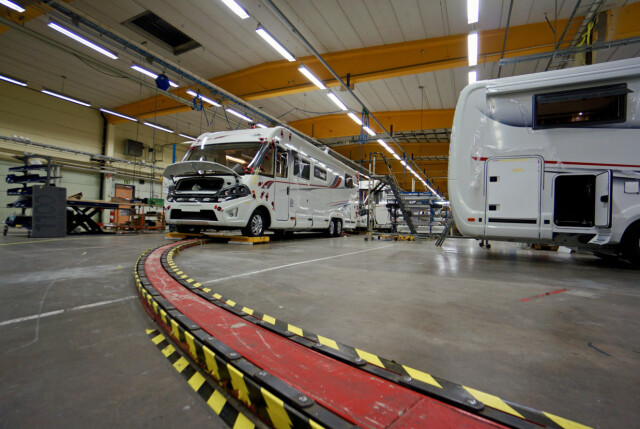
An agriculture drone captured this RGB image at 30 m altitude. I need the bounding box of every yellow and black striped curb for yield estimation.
[146,328,256,429]
[156,240,592,429]
[135,244,353,429]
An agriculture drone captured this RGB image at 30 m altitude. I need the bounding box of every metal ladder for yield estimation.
[366,152,418,238]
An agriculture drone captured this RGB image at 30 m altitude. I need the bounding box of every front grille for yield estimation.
[170,210,217,221]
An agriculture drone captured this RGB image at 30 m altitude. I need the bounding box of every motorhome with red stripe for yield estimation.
[448,57,640,266]
[163,127,359,237]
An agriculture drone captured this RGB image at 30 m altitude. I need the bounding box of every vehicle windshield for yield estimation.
[184,142,263,174]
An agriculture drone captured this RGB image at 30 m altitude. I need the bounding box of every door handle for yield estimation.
[286,186,290,195]
[600,195,609,203]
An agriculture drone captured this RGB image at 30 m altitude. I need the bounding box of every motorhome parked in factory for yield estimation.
[448,57,640,266]
[163,127,359,236]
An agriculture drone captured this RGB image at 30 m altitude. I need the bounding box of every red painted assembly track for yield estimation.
[145,243,505,428]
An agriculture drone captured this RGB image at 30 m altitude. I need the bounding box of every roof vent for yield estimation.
[124,11,200,55]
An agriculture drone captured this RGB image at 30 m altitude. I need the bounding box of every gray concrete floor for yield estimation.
[1,231,638,428]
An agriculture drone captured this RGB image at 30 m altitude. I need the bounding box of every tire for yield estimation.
[176,225,202,234]
[326,219,335,237]
[242,210,265,237]
[621,223,640,268]
[333,219,342,237]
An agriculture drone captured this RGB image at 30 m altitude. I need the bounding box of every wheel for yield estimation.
[326,219,336,237]
[486,243,491,249]
[621,223,640,267]
[3,226,7,236]
[176,225,202,234]
[479,241,484,248]
[333,219,342,237]
[242,211,265,237]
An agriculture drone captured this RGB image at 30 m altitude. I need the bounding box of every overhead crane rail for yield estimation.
[134,239,591,429]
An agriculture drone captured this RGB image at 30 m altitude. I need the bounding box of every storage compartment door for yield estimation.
[485,157,542,239]
[595,171,612,227]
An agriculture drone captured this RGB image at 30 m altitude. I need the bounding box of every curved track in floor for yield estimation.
[135,239,590,429]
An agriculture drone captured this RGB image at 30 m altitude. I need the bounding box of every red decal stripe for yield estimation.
[520,288,567,302]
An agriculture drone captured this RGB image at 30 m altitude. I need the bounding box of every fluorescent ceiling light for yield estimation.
[41,89,90,107]
[363,126,376,136]
[347,112,362,126]
[468,70,477,84]
[48,22,118,60]
[99,108,136,122]
[226,108,252,122]
[298,66,326,89]
[256,123,268,129]
[219,0,249,19]
[255,26,295,62]
[377,139,396,155]
[0,73,26,87]
[327,92,347,111]
[178,133,196,140]
[131,65,178,88]
[392,153,401,161]
[468,32,478,67]
[0,0,24,12]
[186,89,221,107]
[400,160,407,167]
[226,155,246,164]
[467,0,479,24]
[143,121,173,133]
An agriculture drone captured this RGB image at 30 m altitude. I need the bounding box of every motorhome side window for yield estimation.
[345,174,354,188]
[533,83,628,129]
[314,166,327,181]
[293,153,310,180]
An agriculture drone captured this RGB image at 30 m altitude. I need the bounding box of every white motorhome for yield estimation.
[449,57,640,266]
[163,127,359,236]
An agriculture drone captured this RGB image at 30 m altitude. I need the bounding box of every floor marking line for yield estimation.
[0,296,136,326]
[0,236,97,246]
[203,244,399,284]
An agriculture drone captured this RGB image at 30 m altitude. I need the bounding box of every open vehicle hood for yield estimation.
[163,161,240,181]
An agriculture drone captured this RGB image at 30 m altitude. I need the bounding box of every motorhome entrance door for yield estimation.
[274,148,290,221]
[594,171,612,227]
[485,157,542,238]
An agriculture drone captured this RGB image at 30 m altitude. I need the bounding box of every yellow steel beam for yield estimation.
[289,110,454,140]
[0,1,72,34]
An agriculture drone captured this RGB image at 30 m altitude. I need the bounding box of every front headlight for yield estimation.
[219,185,250,200]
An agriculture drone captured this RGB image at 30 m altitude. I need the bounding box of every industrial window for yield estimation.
[314,166,327,181]
[533,83,628,129]
[124,11,201,55]
[293,154,310,180]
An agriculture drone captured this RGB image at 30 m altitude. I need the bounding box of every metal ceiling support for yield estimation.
[289,109,454,140]
[497,0,514,78]
[499,34,640,65]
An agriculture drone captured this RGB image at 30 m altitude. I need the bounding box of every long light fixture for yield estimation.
[178,133,196,140]
[363,126,376,137]
[468,70,477,84]
[347,112,362,126]
[48,22,118,60]
[298,66,326,89]
[0,0,24,12]
[99,108,137,122]
[392,153,401,161]
[255,26,295,62]
[467,0,479,24]
[219,0,249,19]
[468,32,478,66]
[143,121,173,133]
[255,123,268,128]
[327,92,347,111]
[226,108,252,122]
[377,139,396,155]
[41,89,91,107]
[131,65,178,88]
[0,73,26,87]
[186,89,221,107]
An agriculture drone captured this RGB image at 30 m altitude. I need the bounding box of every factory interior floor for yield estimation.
[1,231,638,429]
